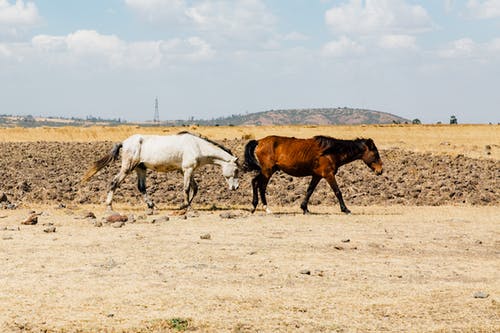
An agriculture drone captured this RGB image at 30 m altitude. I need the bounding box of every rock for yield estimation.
[152,216,169,223]
[341,239,350,243]
[473,291,489,299]
[94,221,103,227]
[0,193,9,203]
[200,233,211,240]
[220,212,238,219]
[84,211,96,219]
[43,226,56,233]
[111,222,125,228]
[299,269,311,275]
[21,214,38,225]
[106,214,128,223]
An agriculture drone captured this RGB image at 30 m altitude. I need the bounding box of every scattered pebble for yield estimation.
[152,216,169,223]
[299,269,311,275]
[341,239,350,243]
[106,214,128,223]
[94,221,103,228]
[111,222,125,228]
[21,214,39,225]
[220,212,238,219]
[43,226,56,233]
[84,211,96,219]
[473,291,489,299]
[200,233,211,240]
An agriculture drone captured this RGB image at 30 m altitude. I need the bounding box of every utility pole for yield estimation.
[153,97,160,125]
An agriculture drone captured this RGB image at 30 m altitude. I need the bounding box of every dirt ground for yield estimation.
[0,205,499,332]
[0,125,499,332]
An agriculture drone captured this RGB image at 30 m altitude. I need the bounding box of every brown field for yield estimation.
[0,125,499,332]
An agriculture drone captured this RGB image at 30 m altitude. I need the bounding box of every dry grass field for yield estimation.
[0,124,499,332]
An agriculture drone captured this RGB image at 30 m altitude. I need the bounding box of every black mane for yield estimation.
[177,131,234,156]
[314,135,366,156]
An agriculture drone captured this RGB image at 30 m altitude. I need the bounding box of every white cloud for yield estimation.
[0,0,41,36]
[124,0,187,24]
[322,36,364,57]
[325,0,434,35]
[379,34,417,49]
[438,38,477,58]
[437,37,500,61]
[125,0,276,41]
[466,0,500,19]
[25,30,215,69]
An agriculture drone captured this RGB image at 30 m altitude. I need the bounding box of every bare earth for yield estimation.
[0,125,499,332]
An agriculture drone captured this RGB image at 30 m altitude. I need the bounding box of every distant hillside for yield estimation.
[1,108,410,128]
[194,108,409,126]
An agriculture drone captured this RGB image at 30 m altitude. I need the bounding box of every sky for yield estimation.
[0,0,499,124]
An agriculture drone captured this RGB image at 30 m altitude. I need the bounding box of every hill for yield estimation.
[194,108,409,126]
[1,108,410,127]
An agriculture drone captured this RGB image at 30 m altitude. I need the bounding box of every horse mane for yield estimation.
[314,135,366,156]
[177,131,234,156]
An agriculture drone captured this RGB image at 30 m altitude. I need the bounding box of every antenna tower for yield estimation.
[153,97,160,125]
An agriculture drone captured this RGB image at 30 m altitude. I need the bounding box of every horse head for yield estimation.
[222,157,240,190]
[361,139,383,175]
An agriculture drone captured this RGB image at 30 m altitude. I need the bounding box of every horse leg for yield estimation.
[300,176,321,214]
[105,169,129,211]
[136,165,154,211]
[251,173,261,213]
[258,174,272,214]
[325,174,351,214]
[181,168,194,209]
[188,178,198,206]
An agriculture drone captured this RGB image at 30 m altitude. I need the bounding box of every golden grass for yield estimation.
[0,124,498,159]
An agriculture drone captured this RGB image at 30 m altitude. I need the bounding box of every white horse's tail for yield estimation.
[82,143,123,182]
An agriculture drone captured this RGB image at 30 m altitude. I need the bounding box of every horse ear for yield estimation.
[365,138,375,149]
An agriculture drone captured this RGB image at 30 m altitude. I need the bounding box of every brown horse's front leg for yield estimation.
[325,174,351,214]
[300,176,321,214]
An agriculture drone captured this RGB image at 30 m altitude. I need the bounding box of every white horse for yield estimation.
[82,131,239,211]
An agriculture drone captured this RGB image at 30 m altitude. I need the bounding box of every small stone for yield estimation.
[2,236,13,240]
[94,221,103,227]
[299,269,311,275]
[43,226,56,233]
[22,214,38,225]
[128,214,136,223]
[0,193,9,203]
[84,211,96,219]
[106,214,128,223]
[111,222,125,228]
[341,239,350,243]
[200,233,211,240]
[220,212,237,219]
[152,216,169,223]
[473,291,489,299]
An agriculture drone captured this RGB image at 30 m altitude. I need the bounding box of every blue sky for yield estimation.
[1,0,499,123]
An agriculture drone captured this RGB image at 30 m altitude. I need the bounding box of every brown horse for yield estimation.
[243,135,383,214]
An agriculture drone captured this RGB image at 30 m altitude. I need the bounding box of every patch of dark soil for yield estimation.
[0,141,498,209]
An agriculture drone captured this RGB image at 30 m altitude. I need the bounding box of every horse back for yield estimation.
[255,136,325,177]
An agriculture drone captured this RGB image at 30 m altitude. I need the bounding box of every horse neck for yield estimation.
[336,141,365,166]
[199,140,234,165]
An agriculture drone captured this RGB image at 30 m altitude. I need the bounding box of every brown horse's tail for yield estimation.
[243,140,260,172]
[81,143,123,182]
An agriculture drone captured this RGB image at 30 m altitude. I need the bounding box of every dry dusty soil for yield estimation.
[0,125,499,332]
